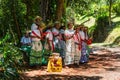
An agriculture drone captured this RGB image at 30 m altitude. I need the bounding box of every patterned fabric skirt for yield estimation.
[80,41,88,63]
[30,41,43,65]
[59,40,66,58]
[74,43,81,64]
[65,39,75,65]
[32,41,42,51]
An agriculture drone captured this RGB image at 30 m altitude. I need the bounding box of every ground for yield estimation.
[21,45,120,80]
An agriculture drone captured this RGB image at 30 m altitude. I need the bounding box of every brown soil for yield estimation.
[20,46,120,80]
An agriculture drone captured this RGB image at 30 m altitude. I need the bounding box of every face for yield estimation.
[75,27,79,32]
[55,23,60,29]
[85,27,88,31]
[84,27,88,32]
[68,23,73,29]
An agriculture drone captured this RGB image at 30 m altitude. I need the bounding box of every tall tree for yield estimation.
[108,0,112,27]
[40,0,52,22]
[56,0,65,22]
[12,0,21,40]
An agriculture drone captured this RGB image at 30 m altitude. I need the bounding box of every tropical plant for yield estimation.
[0,30,23,80]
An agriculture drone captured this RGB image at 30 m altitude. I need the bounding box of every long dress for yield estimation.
[59,29,66,58]
[64,29,75,65]
[30,29,43,65]
[73,33,81,64]
[79,31,88,63]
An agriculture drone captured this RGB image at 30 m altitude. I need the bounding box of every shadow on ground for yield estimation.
[21,74,102,80]
[21,48,120,80]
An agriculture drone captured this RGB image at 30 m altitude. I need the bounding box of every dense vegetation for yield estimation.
[0,0,120,79]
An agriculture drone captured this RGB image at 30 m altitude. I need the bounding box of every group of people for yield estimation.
[20,16,92,67]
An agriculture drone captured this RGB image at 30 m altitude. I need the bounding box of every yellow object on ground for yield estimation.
[47,53,62,72]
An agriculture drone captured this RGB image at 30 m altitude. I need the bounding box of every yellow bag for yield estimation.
[47,53,62,72]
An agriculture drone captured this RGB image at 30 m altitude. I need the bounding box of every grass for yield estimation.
[104,15,120,45]
[104,25,120,44]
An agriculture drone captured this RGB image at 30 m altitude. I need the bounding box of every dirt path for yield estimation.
[21,46,120,80]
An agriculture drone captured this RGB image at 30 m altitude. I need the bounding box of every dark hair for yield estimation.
[59,25,65,30]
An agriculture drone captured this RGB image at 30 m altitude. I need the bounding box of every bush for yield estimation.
[93,15,109,42]
[0,31,23,80]
[113,3,120,15]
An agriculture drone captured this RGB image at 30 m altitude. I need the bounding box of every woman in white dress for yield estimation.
[64,22,75,66]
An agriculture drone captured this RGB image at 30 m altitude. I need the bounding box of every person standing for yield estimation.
[59,25,66,65]
[64,22,75,66]
[44,24,54,52]
[79,25,88,63]
[30,22,45,64]
[20,31,32,65]
[52,21,61,53]
[73,26,81,65]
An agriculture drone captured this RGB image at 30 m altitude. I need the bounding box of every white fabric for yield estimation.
[65,29,75,37]
[20,36,31,44]
[52,28,59,36]
[32,41,42,51]
[31,30,41,42]
[52,28,61,48]
[59,29,65,34]
[85,33,88,40]
[64,29,75,65]
[79,31,85,40]
[73,33,81,43]
[46,30,53,41]
[31,23,38,30]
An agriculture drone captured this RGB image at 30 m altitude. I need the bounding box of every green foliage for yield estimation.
[105,25,120,45]
[0,31,23,80]
[0,0,26,38]
[113,2,120,15]
[93,15,109,42]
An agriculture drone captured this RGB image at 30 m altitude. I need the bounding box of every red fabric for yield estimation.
[32,31,41,39]
[86,38,92,45]
[74,33,81,50]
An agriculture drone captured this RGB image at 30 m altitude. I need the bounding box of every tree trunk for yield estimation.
[12,0,21,40]
[40,0,52,22]
[56,0,65,22]
[109,0,112,27]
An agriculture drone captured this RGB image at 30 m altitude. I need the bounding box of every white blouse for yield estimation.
[31,23,38,30]
[31,30,41,41]
[46,30,53,41]
[79,31,85,40]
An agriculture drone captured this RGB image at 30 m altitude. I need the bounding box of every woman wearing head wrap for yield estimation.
[31,16,42,30]
[30,22,45,64]
[64,22,75,66]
